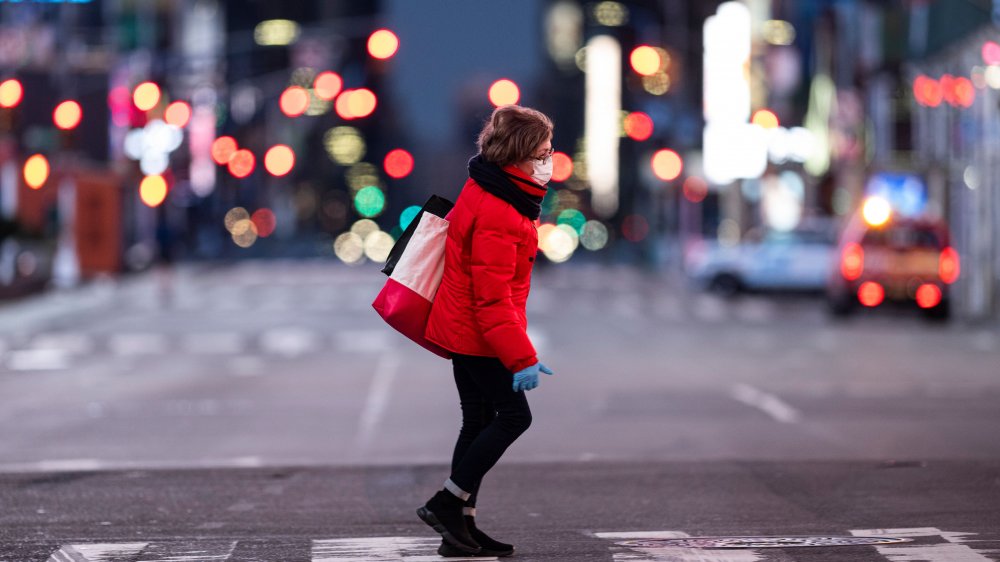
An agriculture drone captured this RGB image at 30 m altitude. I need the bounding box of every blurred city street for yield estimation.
[1,262,999,560]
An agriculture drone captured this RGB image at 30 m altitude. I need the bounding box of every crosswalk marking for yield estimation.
[595,531,770,561]
[47,543,148,562]
[135,541,236,561]
[850,527,994,562]
[311,537,493,561]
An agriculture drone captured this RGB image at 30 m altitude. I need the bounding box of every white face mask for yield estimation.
[531,156,553,185]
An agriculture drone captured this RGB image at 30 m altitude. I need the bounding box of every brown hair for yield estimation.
[476,105,553,167]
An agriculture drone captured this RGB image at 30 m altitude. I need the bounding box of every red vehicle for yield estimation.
[827,201,959,321]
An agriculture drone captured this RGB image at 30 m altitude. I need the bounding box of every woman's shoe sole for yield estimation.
[416,507,481,554]
[438,541,514,557]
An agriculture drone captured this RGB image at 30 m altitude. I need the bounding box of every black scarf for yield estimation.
[468,154,546,220]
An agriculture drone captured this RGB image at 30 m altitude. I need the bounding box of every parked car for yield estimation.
[826,207,958,321]
[686,219,837,296]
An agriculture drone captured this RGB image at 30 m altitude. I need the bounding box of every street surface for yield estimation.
[1,260,999,560]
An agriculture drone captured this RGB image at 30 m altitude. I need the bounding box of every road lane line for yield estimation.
[850,528,994,561]
[356,353,400,450]
[730,383,802,423]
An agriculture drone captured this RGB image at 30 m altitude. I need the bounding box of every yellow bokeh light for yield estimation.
[367,29,399,60]
[642,72,671,95]
[364,230,395,263]
[140,175,169,207]
[224,207,250,233]
[232,219,259,248]
[334,232,365,265]
[0,79,23,108]
[254,19,300,46]
[593,1,628,26]
[752,109,780,129]
[630,46,660,76]
[324,127,366,165]
[541,225,577,263]
[53,101,83,130]
[133,82,161,111]
[23,154,49,190]
[350,219,380,239]
[346,163,380,192]
[862,196,892,227]
[488,79,520,107]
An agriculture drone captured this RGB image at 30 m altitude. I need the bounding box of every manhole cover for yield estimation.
[617,536,913,549]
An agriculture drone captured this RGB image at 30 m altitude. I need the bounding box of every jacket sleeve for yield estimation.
[469,212,538,373]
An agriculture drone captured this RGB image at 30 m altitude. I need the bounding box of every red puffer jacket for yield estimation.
[425,165,542,373]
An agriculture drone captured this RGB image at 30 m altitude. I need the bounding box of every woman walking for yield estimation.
[418,105,556,557]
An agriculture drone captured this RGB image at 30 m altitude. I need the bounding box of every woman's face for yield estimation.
[515,135,553,176]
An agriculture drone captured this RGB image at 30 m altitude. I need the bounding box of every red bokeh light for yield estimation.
[251,208,277,237]
[384,149,414,179]
[983,41,1000,65]
[913,75,942,107]
[53,100,83,130]
[858,281,884,307]
[164,101,192,128]
[211,136,238,165]
[624,112,654,141]
[551,152,573,182]
[280,86,310,117]
[314,71,343,101]
[682,176,708,203]
[915,284,942,309]
[228,149,255,178]
[952,77,975,108]
[335,89,377,120]
[622,214,649,242]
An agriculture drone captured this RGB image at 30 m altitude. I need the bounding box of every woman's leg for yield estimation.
[447,355,531,497]
[451,357,497,508]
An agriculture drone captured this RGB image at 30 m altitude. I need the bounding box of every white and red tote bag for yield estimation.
[372,195,454,358]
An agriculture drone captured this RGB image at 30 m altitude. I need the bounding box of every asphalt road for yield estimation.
[0,260,998,560]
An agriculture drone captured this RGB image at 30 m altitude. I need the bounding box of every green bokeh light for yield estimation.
[400,205,421,230]
[557,209,586,234]
[354,186,386,218]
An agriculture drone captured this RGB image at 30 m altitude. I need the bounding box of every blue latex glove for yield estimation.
[512,362,554,392]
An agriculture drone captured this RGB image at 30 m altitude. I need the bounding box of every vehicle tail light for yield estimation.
[858,281,884,307]
[939,246,960,284]
[916,283,942,309]
[841,243,864,281]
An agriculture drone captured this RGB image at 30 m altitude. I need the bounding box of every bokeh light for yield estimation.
[324,127,366,164]
[651,149,683,181]
[228,149,256,178]
[139,175,168,207]
[400,205,421,230]
[350,219,380,239]
[551,151,573,182]
[751,109,780,129]
[334,232,365,264]
[346,162,379,191]
[367,29,400,60]
[133,82,161,111]
[345,88,377,119]
[164,101,192,128]
[916,284,942,309]
[232,219,258,248]
[53,100,82,130]
[211,136,238,165]
[224,207,250,233]
[313,71,343,100]
[384,148,414,179]
[488,79,520,107]
[862,196,891,227]
[580,220,609,251]
[983,41,1000,65]
[0,79,23,108]
[364,230,395,262]
[264,144,295,177]
[952,77,975,108]
[858,281,884,307]
[622,214,649,242]
[913,75,942,107]
[683,176,708,203]
[557,209,586,234]
[23,154,49,190]
[538,223,577,263]
[624,111,654,141]
[629,45,660,76]
[280,86,310,117]
[251,208,277,237]
[354,186,386,218]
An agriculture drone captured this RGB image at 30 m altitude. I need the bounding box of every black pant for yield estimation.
[449,353,532,505]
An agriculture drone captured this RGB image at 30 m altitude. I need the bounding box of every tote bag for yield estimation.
[372,195,454,358]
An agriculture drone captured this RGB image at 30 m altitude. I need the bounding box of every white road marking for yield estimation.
[108,333,168,356]
[356,354,400,450]
[0,456,264,473]
[333,329,393,353]
[31,332,94,354]
[595,531,767,561]
[47,542,148,562]
[312,537,494,561]
[179,332,244,355]
[5,348,71,370]
[730,383,802,423]
[36,459,104,472]
[260,327,319,357]
[850,527,994,561]
[135,540,236,561]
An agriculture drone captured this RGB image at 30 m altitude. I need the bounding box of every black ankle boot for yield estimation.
[437,516,514,558]
[417,491,480,554]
